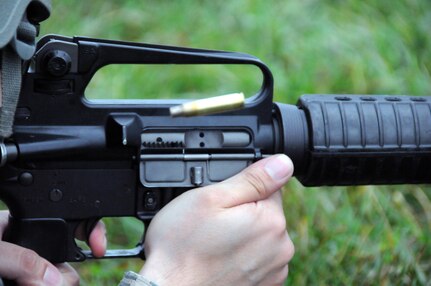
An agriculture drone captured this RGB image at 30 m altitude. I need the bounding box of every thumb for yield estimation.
[212,154,294,208]
[0,241,64,286]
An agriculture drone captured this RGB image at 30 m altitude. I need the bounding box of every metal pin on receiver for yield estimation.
[170,92,245,117]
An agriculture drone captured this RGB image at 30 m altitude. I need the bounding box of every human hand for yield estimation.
[0,211,106,286]
[140,154,295,286]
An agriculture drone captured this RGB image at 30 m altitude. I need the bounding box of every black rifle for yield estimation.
[0,35,430,263]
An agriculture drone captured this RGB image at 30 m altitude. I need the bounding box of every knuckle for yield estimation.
[270,213,287,233]
[275,265,289,284]
[281,236,295,262]
[197,187,219,205]
[18,248,40,272]
[243,170,269,198]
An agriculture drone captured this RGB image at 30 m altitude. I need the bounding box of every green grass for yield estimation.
[1,0,431,285]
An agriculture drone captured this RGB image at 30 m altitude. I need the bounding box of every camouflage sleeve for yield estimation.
[118,271,158,286]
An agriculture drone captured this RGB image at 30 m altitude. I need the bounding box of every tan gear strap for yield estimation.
[0,48,21,138]
[0,62,2,108]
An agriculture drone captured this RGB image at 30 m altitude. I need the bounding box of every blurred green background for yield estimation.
[2,0,431,285]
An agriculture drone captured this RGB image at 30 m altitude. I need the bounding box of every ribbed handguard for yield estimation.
[279,95,431,186]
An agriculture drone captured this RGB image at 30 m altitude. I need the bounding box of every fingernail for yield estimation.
[264,155,293,180]
[43,265,62,286]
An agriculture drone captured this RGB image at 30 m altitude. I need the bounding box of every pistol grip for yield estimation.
[2,216,73,263]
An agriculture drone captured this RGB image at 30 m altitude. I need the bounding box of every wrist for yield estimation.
[139,254,195,286]
[139,259,172,286]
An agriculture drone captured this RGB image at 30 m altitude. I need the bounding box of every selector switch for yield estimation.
[144,191,157,210]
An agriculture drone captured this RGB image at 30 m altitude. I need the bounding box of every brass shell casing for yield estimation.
[170,92,245,117]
